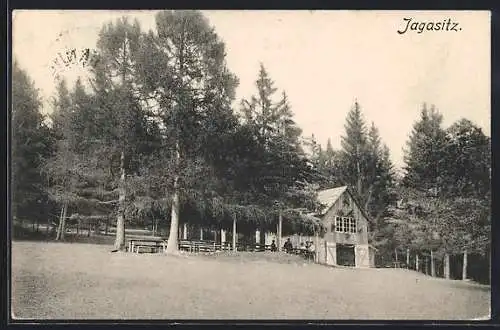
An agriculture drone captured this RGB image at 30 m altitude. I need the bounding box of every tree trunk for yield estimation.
[430,250,436,277]
[277,209,283,252]
[113,150,126,251]
[200,227,204,240]
[104,219,108,235]
[406,248,410,269]
[56,201,68,241]
[165,179,180,254]
[394,249,398,263]
[415,254,419,272]
[77,221,80,236]
[183,223,188,240]
[36,219,40,232]
[462,250,468,281]
[60,203,67,239]
[46,217,50,236]
[55,212,62,239]
[232,217,237,252]
[444,253,450,279]
[165,140,181,254]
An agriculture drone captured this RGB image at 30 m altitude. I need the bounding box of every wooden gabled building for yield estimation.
[315,186,376,268]
[282,186,376,268]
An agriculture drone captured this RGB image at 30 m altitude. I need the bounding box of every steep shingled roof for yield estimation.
[317,186,348,215]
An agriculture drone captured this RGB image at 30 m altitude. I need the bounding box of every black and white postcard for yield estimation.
[10,10,491,321]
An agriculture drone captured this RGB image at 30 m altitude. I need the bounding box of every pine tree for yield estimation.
[339,100,368,197]
[89,17,145,250]
[403,103,448,193]
[11,62,53,228]
[241,64,320,250]
[439,118,490,199]
[134,10,240,254]
[45,77,75,240]
[338,101,396,250]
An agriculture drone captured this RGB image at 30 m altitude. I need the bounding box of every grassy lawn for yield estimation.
[11,241,490,320]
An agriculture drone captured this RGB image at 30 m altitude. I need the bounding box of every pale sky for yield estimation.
[12,10,491,170]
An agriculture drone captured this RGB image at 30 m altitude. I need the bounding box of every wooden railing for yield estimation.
[128,238,278,254]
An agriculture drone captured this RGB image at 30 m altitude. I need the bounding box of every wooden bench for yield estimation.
[178,240,218,253]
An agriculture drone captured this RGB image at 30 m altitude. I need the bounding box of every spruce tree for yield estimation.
[403,103,448,193]
[339,100,368,197]
[11,62,53,228]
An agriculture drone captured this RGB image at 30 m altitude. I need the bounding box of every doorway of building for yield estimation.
[336,244,356,267]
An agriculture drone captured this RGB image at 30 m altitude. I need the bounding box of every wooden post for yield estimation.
[415,254,419,272]
[406,248,410,269]
[430,250,436,277]
[232,218,237,252]
[183,223,188,240]
[221,229,226,245]
[315,231,320,263]
[462,250,468,281]
[444,253,450,279]
[277,210,283,252]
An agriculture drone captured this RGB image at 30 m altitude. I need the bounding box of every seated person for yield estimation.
[307,241,316,261]
[270,240,277,252]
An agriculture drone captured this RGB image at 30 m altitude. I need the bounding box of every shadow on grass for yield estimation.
[13,227,115,246]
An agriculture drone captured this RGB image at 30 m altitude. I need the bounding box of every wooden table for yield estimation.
[128,238,167,253]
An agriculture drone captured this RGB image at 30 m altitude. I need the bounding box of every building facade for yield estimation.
[281,186,376,268]
[317,186,376,268]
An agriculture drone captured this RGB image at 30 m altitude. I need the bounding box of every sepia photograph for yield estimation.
[10,10,491,320]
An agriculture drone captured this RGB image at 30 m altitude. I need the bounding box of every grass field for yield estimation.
[11,241,490,320]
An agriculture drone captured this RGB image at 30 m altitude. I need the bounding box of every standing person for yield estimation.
[270,240,277,252]
[283,238,293,253]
